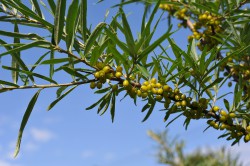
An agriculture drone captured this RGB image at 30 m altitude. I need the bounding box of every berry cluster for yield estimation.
[89,63,250,143]
[206,106,250,142]
[189,11,223,50]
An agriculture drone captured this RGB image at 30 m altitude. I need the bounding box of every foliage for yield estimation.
[148,130,243,166]
[0,0,250,157]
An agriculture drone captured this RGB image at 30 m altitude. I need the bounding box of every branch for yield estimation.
[0,79,96,91]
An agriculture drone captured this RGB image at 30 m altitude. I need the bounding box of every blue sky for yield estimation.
[0,1,250,166]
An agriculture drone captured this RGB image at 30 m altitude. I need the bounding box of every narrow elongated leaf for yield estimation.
[0,40,51,57]
[110,93,116,122]
[50,50,54,79]
[0,80,19,87]
[2,66,57,84]
[14,89,42,157]
[41,58,70,64]
[0,30,43,40]
[47,0,56,15]
[84,22,106,55]
[66,0,79,50]
[0,39,36,83]
[4,1,52,28]
[62,67,87,80]
[80,0,87,41]
[137,64,150,78]
[47,85,77,111]
[30,0,43,18]
[138,26,173,61]
[12,22,20,84]
[86,92,111,110]
[201,78,223,94]
[105,28,130,54]
[142,100,156,122]
[120,8,135,55]
[52,0,66,45]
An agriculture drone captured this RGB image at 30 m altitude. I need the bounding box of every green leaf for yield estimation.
[84,22,106,56]
[2,66,57,84]
[105,27,130,54]
[52,0,66,45]
[47,0,56,15]
[0,40,51,57]
[201,78,223,95]
[110,93,116,122]
[86,92,111,110]
[0,30,43,40]
[137,64,150,78]
[66,0,79,51]
[138,25,173,61]
[41,58,70,64]
[223,99,230,111]
[12,22,20,84]
[50,50,54,79]
[62,66,87,80]
[4,1,52,28]
[0,80,19,87]
[165,113,183,128]
[47,85,77,111]
[80,0,87,41]
[142,99,156,122]
[30,0,43,18]
[14,89,42,157]
[120,8,135,56]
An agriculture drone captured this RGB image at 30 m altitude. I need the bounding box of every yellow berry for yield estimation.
[141,92,148,98]
[155,95,163,101]
[220,115,227,122]
[103,66,111,73]
[246,126,250,132]
[94,72,100,78]
[244,134,250,142]
[157,88,163,95]
[123,80,129,87]
[96,82,102,89]
[141,85,148,92]
[116,66,123,72]
[229,112,236,118]
[163,85,170,92]
[115,72,122,78]
[212,106,220,112]
[151,78,157,84]
[90,82,96,89]
[220,110,227,116]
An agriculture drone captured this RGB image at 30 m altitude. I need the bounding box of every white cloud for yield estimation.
[103,152,116,162]
[23,142,39,152]
[30,128,55,142]
[0,160,21,166]
[81,150,94,159]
